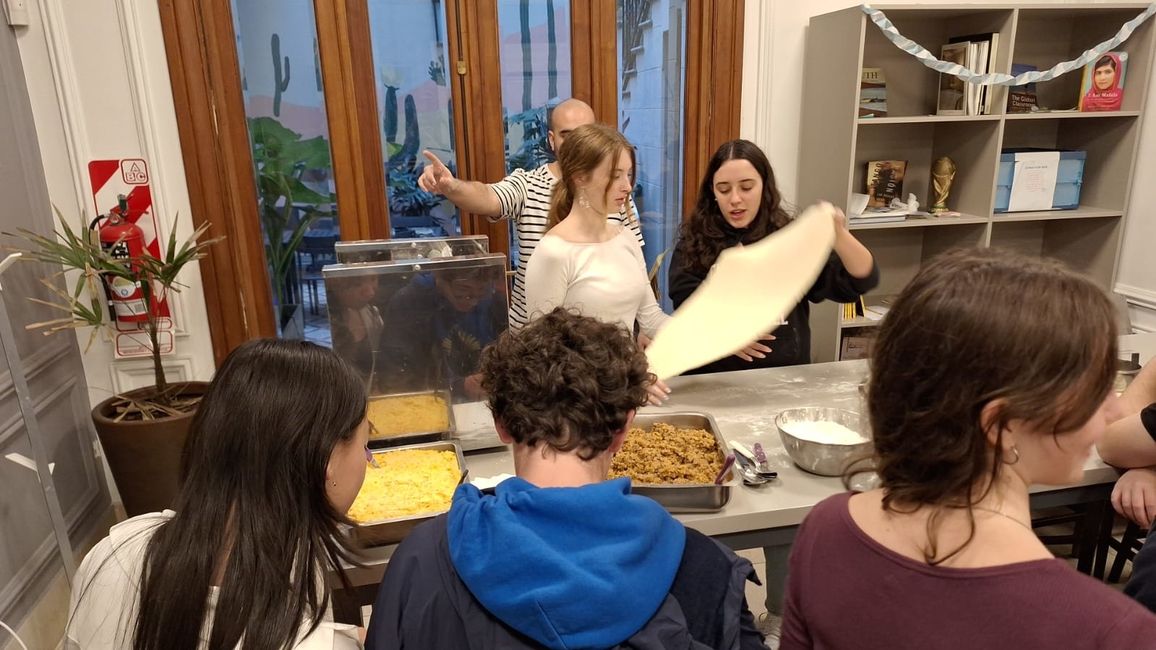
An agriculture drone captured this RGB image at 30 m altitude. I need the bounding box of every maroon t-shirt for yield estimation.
[781,492,1156,649]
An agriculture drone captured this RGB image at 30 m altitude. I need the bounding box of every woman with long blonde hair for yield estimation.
[523,123,671,404]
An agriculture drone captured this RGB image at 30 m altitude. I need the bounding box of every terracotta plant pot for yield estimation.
[91,382,209,518]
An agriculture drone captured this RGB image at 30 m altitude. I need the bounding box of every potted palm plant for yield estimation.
[247,116,335,337]
[12,206,220,516]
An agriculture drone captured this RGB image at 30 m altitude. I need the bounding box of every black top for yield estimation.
[1142,403,1156,441]
[667,222,879,374]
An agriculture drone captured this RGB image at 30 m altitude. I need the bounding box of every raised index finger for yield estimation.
[422,150,446,170]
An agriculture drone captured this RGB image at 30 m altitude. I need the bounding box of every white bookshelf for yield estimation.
[800,3,1155,362]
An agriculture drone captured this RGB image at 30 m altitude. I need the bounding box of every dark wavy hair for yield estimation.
[481,308,652,460]
[130,339,368,650]
[853,247,1117,565]
[675,139,792,275]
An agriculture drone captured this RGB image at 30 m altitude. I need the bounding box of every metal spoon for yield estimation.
[733,453,773,486]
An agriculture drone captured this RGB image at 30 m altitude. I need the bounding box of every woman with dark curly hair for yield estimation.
[668,139,877,373]
[780,248,1156,649]
[366,308,768,650]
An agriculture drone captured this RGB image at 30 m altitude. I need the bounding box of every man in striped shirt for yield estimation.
[418,98,645,328]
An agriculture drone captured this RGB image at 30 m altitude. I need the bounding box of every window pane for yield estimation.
[366,0,460,240]
[232,0,338,345]
[618,0,687,312]
[497,0,572,268]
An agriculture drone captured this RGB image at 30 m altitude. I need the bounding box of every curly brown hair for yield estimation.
[480,307,652,460]
[854,247,1117,564]
[675,139,792,275]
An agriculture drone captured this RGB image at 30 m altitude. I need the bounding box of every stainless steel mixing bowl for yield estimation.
[775,406,873,477]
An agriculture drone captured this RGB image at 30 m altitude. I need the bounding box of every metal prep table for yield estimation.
[333,332,1156,621]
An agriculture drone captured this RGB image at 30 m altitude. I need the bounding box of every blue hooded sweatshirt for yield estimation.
[447,477,687,650]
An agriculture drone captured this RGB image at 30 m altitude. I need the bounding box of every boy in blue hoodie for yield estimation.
[366,307,767,650]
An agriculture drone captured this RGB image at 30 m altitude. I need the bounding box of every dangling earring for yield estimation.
[577,190,593,211]
[1002,446,1021,465]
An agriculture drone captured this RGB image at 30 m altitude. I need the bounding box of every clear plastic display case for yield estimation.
[323,253,510,437]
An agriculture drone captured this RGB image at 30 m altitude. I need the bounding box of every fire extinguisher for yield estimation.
[91,194,150,323]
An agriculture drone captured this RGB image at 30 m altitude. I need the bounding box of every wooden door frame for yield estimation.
[572,2,619,123]
[683,0,745,220]
[448,0,511,257]
[158,0,277,362]
[314,0,391,240]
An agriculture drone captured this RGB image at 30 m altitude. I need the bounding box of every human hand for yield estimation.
[735,334,776,362]
[418,150,457,194]
[1112,467,1156,528]
[831,205,848,232]
[637,333,652,351]
[645,376,671,406]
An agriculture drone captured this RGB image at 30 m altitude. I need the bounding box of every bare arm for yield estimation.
[1099,359,1156,467]
[1119,358,1156,419]
[1099,412,1156,468]
[418,150,503,216]
[831,207,874,279]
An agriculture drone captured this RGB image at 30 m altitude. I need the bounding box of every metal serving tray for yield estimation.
[366,389,456,449]
[627,412,736,513]
[350,440,466,547]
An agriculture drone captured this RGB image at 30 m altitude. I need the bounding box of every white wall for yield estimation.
[14,1,217,409]
[741,0,1156,332]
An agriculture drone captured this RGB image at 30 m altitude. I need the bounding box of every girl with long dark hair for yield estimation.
[66,339,370,650]
[669,139,877,374]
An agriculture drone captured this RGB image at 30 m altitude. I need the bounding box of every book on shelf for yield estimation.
[1007,63,1039,113]
[842,297,867,322]
[1079,51,1128,112]
[948,32,999,115]
[865,160,906,208]
[859,68,887,118]
[840,333,875,361]
[937,42,970,116]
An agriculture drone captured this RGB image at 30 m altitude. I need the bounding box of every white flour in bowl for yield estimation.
[784,420,868,445]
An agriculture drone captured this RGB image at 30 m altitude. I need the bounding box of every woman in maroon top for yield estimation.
[781,248,1156,649]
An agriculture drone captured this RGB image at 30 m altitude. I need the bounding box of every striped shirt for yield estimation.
[489,164,645,328]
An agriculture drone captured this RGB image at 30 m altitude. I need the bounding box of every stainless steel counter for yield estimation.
[341,333,1156,591]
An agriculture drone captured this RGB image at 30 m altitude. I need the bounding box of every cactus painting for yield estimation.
[271,33,291,116]
[399,93,420,166]
[383,85,399,144]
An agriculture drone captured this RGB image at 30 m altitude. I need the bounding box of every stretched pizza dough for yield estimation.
[647,203,837,380]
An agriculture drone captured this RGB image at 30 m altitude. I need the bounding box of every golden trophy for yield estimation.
[930,156,957,214]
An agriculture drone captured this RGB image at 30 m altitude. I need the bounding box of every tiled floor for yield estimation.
[301,282,332,347]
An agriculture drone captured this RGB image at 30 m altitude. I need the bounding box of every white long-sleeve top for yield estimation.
[523,227,670,338]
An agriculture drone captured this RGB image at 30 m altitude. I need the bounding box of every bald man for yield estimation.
[419,98,644,328]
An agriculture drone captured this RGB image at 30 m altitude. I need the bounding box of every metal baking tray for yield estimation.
[625,412,736,513]
[350,440,466,546]
[366,389,456,449]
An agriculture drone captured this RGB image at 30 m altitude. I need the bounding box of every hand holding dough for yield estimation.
[646,203,838,380]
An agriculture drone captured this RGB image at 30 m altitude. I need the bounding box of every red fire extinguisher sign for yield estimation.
[88,159,175,358]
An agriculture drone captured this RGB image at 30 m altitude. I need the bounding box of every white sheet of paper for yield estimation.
[1007,151,1060,212]
[646,204,837,380]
